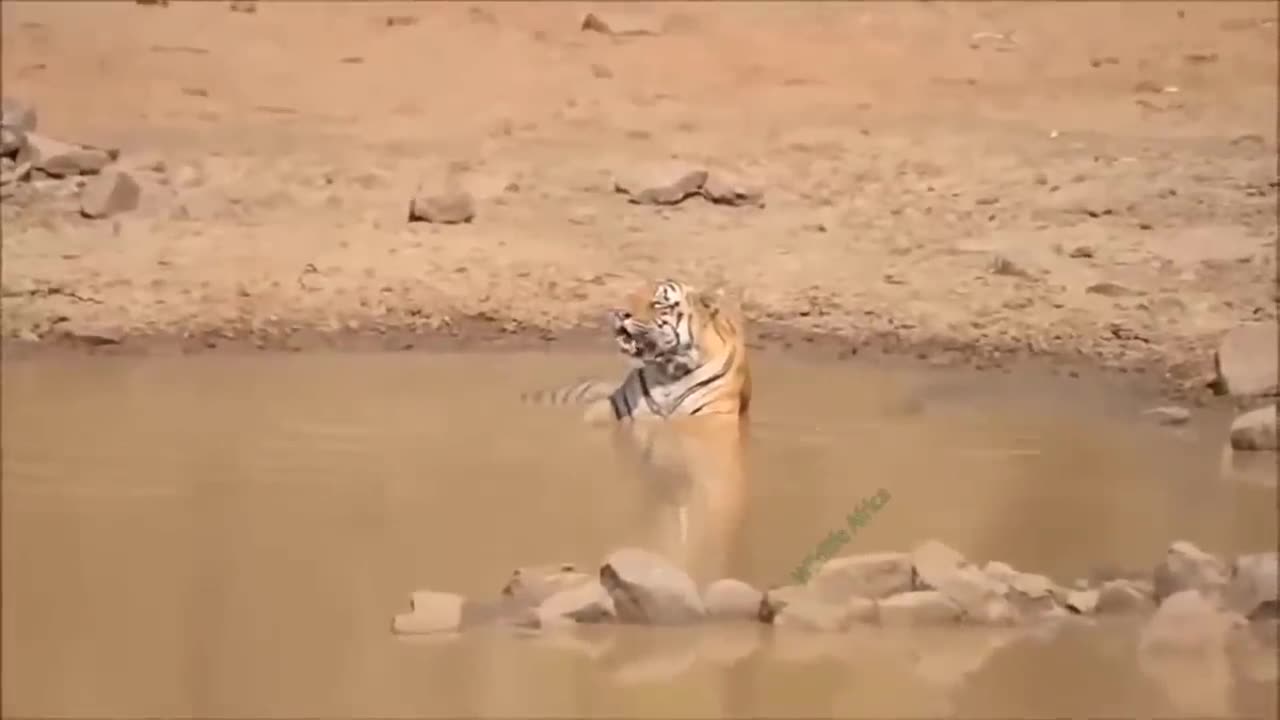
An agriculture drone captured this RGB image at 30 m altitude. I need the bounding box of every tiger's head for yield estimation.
[609,280,750,398]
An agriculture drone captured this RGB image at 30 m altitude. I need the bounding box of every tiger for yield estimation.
[521,279,752,582]
[521,279,752,424]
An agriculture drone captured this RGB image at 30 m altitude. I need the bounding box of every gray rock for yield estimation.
[79,170,141,219]
[1005,571,1064,617]
[21,133,113,177]
[1,97,37,132]
[533,579,616,627]
[599,547,705,624]
[910,539,967,590]
[1,126,26,158]
[1225,552,1278,619]
[1153,540,1229,603]
[758,584,809,623]
[408,189,475,224]
[1065,589,1099,614]
[1140,589,1245,654]
[613,163,707,206]
[774,595,862,632]
[580,11,661,36]
[1229,405,1277,451]
[810,552,914,602]
[1144,405,1191,426]
[1210,323,1278,400]
[500,563,592,608]
[700,172,764,207]
[1097,579,1153,613]
[911,546,1015,624]
[702,578,763,621]
[392,590,467,634]
[879,590,963,626]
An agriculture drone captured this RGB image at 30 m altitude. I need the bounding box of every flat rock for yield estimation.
[599,547,705,624]
[910,539,967,590]
[21,133,113,177]
[810,552,914,602]
[700,171,764,207]
[533,579,616,627]
[80,170,141,219]
[879,590,963,626]
[1153,540,1229,603]
[408,189,475,224]
[1229,405,1277,451]
[1211,323,1278,400]
[1143,405,1191,426]
[1225,552,1278,619]
[500,563,592,608]
[580,11,661,36]
[1097,579,1153,613]
[613,163,707,206]
[1065,589,1099,614]
[393,590,466,634]
[1,97,37,132]
[702,578,763,621]
[773,595,858,632]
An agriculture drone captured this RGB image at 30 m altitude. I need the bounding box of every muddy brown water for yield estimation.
[2,350,1276,718]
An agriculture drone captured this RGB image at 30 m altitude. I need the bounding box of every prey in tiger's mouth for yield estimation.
[610,308,679,363]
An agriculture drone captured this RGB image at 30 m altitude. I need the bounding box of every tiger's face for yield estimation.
[610,280,726,378]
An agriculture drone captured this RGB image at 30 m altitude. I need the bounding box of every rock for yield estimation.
[700,172,764,207]
[1067,245,1095,258]
[1086,281,1139,297]
[0,159,31,186]
[580,11,661,36]
[392,590,466,634]
[1097,579,1153,613]
[879,590,963,626]
[1065,589,1099,614]
[408,189,475,224]
[533,580,615,627]
[1225,552,1278,619]
[613,164,707,206]
[810,552,914,602]
[1229,405,1277,451]
[229,0,257,12]
[599,547,705,624]
[21,133,113,177]
[79,170,141,219]
[1143,405,1191,426]
[910,539,967,590]
[702,578,763,621]
[774,595,859,632]
[1210,323,1278,400]
[1,97,37,132]
[0,126,26,158]
[909,542,1014,624]
[1005,571,1063,616]
[1140,589,1245,655]
[1153,541,1229,603]
[758,584,809,623]
[500,563,592,608]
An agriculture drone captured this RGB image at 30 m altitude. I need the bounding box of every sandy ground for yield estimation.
[1,1,1276,393]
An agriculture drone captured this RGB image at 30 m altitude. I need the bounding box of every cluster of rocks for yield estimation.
[1,97,140,219]
[1210,322,1278,452]
[393,541,1276,646]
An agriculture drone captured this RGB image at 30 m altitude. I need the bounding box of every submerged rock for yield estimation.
[879,590,963,626]
[702,578,763,621]
[599,547,705,624]
[1153,540,1229,604]
[1229,405,1277,451]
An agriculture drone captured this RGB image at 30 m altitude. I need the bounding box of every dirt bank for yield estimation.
[2,2,1276,397]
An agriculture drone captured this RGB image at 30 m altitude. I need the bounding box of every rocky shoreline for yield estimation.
[393,540,1277,659]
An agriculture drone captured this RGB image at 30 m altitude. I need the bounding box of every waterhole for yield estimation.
[2,351,1275,717]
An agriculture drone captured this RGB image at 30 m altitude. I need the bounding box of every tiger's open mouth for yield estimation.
[610,309,674,362]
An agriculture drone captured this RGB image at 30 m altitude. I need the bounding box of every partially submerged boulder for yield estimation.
[1229,405,1277,451]
[702,578,763,622]
[1153,541,1229,604]
[809,552,914,602]
[599,547,705,624]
